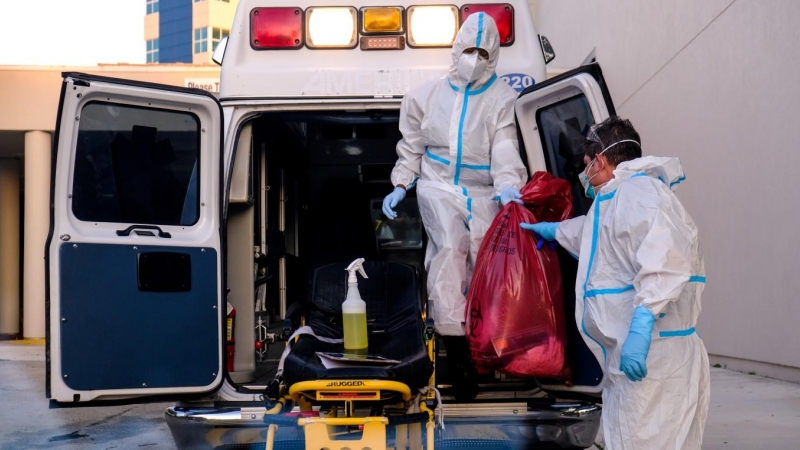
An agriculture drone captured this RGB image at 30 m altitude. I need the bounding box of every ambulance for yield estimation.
[46,1,620,448]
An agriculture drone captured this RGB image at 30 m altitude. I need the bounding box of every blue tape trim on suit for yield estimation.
[475,12,484,47]
[659,313,666,319]
[581,189,617,361]
[584,285,635,297]
[670,173,686,188]
[689,275,706,283]
[467,197,473,221]
[659,327,696,338]
[468,73,497,95]
[462,164,490,170]
[448,78,460,92]
[425,149,451,166]
[408,177,419,190]
[569,251,579,260]
[454,83,471,186]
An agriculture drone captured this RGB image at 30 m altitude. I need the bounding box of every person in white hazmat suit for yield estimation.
[522,116,710,450]
[382,13,527,398]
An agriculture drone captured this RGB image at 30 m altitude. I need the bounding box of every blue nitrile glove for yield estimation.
[382,187,406,220]
[500,186,523,206]
[520,222,559,241]
[619,306,656,382]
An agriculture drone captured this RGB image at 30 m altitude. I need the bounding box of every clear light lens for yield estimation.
[306,7,357,48]
[408,5,458,47]
[362,7,403,33]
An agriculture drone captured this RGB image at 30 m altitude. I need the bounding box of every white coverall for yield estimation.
[389,13,528,336]
[556,156,710,450]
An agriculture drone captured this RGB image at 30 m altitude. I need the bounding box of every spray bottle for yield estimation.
[342,258,368,353]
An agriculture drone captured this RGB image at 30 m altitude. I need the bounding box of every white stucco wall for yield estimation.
[532,0,800,377]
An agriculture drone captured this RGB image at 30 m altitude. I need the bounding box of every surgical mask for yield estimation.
[579,170,597,199]
[457,52,488,84]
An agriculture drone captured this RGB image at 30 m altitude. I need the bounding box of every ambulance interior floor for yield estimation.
[2,341,799,449]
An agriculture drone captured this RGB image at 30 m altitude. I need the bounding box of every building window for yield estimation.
[146,0,159,14]
[212,28,229,51]
[194,28,208,54]
[146,39,159,63]
[194,0,205,3]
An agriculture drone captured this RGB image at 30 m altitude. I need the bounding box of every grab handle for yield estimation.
[116,224,172,238]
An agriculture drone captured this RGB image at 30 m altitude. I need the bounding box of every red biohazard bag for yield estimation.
[465,171,574,380]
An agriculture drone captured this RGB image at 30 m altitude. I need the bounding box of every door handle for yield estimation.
[116,225,172,238]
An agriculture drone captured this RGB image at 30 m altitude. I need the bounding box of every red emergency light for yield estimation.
[250,7,304,50]
[460,4,515,46]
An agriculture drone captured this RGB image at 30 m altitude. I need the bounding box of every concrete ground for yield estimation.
[1,341,799,449]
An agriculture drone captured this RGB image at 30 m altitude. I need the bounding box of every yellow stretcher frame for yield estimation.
[263,337,437,450]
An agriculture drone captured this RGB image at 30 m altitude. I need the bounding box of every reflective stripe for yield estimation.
[659,327,695,338]
[475,12,484,47]
[468,73,497,96]
[454,83,471,186]
[689,275,706,283]
[425,149,451,166]
[581,189,617,361]
[585,285,634,297]
[462,164,490,170]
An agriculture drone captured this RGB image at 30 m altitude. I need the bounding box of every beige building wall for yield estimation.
[144,11,159,42]
[193,0,239,64]
[531,0,800,381]
[0,65,221,134]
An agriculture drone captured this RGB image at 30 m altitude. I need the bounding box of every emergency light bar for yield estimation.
[406,5,459,48]
[306,7,358,48]
[461,3,514,46]
[250,7,304,49]
[248,4,514,51]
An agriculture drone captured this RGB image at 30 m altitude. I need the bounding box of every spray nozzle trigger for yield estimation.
[345,258,368,283]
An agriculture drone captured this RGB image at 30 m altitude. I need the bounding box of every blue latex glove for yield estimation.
[520,222,559,241]
[500,186,523,206]
[382,187,406,219]
[619,306,656,382]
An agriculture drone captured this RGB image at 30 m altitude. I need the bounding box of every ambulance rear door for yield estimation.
[514,62,617,395]
[47,73,225,403]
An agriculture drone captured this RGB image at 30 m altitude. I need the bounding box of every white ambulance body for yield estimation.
[47,1,618,447]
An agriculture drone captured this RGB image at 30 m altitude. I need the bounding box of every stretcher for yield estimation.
[261,261,439,450]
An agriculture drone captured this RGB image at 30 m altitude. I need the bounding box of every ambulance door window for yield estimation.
[536,95,594,214]
[71,101,200,226]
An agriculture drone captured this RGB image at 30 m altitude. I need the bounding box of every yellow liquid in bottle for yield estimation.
[343,312,368,351]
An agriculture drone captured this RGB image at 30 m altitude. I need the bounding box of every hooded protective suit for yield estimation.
[556,156,710,450]
[389,13,528,336]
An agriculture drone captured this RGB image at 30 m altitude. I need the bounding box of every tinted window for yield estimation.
[72,102,200,226]
[536,95,594,214]
[371,198,424,250]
